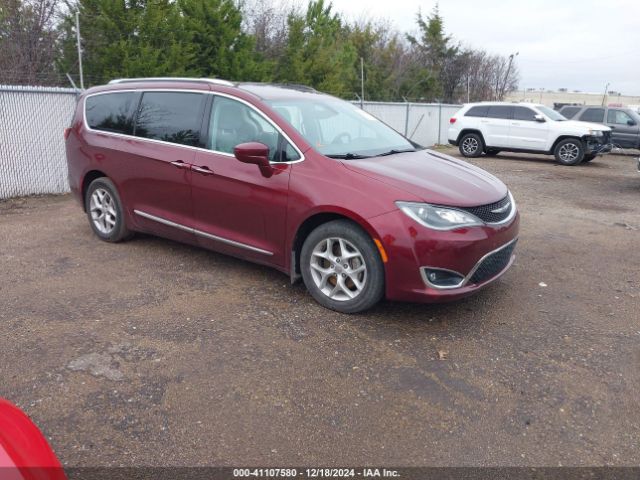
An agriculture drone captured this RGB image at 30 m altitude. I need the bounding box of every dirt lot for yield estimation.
[1,149,639,467]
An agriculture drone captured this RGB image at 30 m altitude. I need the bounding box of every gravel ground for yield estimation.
[1,150,639,467]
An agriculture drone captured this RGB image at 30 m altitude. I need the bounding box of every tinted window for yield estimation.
[487,106,513,119]
[607,109,634,125]
[465,106,489,117]
[579,108,605,123]
[135,92,205,146]
[560,106,581,119]
[513,107,537,121]
[208,96,300,162]
[85,92,136,134]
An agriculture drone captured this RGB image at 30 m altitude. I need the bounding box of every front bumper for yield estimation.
[584,132,613,155]
[369,208,520,303]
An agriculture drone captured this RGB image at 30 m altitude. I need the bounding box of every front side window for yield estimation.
[208,96,300,162]
[487,106,513,119]
[85,92,136,134]
[265,97,416,158]
[607,110,633,125]
[513,107,537,121]
[134,92,206,146]
[579,108,605,123]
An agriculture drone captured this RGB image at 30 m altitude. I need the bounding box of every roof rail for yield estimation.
[108,77,235,87]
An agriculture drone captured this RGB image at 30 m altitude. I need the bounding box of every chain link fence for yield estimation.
[0,85,79,200]
[0,85,462,200]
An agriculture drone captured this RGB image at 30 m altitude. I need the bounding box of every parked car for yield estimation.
[448,102,612,165]
[0,398,66,480]
[65,78,519,313]
[558,105,640,150]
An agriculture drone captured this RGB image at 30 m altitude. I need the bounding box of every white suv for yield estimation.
[448,102,612,165]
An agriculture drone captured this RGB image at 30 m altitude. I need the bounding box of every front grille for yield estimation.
[469,240,517,285]
[459,195,512,223]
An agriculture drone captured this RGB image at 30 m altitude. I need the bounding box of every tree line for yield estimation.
[0,0,519,102]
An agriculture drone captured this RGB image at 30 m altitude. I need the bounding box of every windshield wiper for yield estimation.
[326,153,372,159]
[374,149,416,157]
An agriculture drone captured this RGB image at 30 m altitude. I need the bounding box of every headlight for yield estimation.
[395,201,483,230]
[588,129,604,137]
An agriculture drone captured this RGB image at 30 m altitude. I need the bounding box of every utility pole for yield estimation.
[601,82,610,106]
[501,52,519,100]
[467,74,470,103]
[76,11,84,90]
[360,57,364,109]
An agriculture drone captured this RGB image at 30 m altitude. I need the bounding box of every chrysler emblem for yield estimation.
[491,202,511,214]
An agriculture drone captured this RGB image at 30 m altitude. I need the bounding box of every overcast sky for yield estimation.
[332,0,640,95]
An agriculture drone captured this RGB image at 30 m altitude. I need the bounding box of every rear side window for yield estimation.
[465,106,489,117]
[135,92,206,147]
[85,92,137,134]
[560,106,581,119]
[487,106,513,119]
[513,107,537,121]
[579,108,605,123]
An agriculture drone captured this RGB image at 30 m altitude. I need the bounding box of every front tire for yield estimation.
[458,133,484,158]
[554,138,585,165]
[300,220,384,313]
[85,177,131,242]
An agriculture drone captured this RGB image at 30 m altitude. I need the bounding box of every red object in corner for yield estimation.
[0,399,66,480]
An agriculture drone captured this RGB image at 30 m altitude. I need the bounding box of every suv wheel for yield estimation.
[458,133,484,158]
[85,178,131,242]
[554,138,585,165]
[300,220,384,313]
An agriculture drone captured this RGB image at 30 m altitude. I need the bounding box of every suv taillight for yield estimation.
[449,117,457,124]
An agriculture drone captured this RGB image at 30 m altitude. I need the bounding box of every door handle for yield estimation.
[170,160,190,169]
[511,122,520,126]
[192,166,215,176]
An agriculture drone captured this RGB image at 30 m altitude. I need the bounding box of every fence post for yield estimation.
[437,102,442,145]
[404,99,410,137]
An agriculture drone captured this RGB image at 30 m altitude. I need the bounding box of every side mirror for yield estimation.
[534,114,546,123]
[627,119,636,126]
[234,142,271,168]
[234,142,273,177]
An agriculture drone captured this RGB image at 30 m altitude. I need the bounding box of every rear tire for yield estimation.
[85,178,132,242]
[554,138,585,165]
[301,220,384,314]
[458,133,484,158]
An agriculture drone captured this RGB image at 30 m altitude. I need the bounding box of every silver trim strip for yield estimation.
[109,77,235,87]
[82,88,306,164]
[134,209,273,256]
[420,237,518,290]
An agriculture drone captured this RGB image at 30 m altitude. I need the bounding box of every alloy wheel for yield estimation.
[89,188,117,235]
[462,137,479,155]
[309,237,367,301]
[558,143,580,162]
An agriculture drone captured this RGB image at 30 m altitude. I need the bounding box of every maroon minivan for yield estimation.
[65,78,519,313]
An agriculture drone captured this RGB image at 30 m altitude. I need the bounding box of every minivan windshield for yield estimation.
[537,105,567,121]
[266,97,417,158]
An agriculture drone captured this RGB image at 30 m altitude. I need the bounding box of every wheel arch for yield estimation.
[289,209,382,284]
[550,135,584,153]
[81,170,108,212]
[456,129,486,145]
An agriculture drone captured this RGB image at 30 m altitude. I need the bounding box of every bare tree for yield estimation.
[0,0,62,85]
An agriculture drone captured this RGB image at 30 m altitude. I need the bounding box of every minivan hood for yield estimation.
[342,150,508,207]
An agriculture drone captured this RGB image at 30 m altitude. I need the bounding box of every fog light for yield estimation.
[422,268,465,288]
